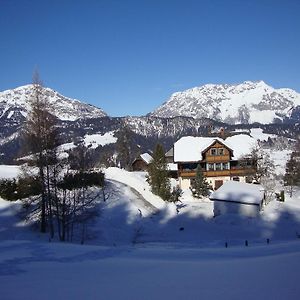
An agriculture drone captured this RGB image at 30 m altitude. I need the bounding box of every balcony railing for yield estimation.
[179,168,255,178]
[205,155,230,162]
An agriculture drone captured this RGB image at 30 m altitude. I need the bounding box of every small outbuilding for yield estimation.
[131,153,153,171]
[209,181,265,217]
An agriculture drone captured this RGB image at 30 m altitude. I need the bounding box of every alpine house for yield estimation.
[173,134,257,190]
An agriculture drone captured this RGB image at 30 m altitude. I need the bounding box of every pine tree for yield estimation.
[284,154,300,197]
[116,125,132,169]
[191,164,210,198]
[147,143,171,201]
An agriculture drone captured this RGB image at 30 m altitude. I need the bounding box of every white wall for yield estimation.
[179,176,247,190]
[213,201,261,217]
[179,178,191,190]
[207,176,230,189]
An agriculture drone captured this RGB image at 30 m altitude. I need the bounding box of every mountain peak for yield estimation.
[151,81,300,124]
[0,84,107,121]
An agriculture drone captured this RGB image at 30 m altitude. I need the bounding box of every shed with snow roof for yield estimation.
[209,181,265,217]
[131,153,153,171]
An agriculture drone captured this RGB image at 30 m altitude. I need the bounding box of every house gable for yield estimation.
[131,153,153,171]
[202,140,233,162]
[174,136,228,163]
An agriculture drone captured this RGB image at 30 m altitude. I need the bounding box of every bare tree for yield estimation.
[247,145,275,183]
[244,144,276,202]
[21,72,108,243]
[22,71,59,234]
[56,169,105,242]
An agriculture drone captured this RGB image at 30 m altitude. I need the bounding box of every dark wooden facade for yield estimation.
[177,141,255,180]
[132,159,149,171]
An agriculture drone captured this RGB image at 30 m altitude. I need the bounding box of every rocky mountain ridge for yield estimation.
[0,82,299,164]
[151,81,300,124]
[0,84,107,122]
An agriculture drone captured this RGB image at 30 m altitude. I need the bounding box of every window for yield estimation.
[207,163,214,171]
[215,163,222,170]
[210,148,225,156]
[207,162,230,171]
[211,148,217,156]
[218,148,224,155]
[182,163,198,171]
[222,162,229,170]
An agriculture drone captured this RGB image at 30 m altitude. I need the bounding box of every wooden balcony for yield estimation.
[179,168,255,178]
[205,155,230,162]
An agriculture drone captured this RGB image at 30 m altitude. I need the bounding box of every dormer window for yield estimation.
[211,148,217,156]
[210,148,225,156]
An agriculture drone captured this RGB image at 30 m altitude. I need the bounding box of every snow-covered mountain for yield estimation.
[151,81,300,124]
[0,84,107,122]
[123,116,214,137]
[0,82,299,164]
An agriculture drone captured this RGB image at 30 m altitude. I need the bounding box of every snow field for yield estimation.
[0,165,21,179]
[57,131,117,153]
[0,240,300,300]
[1,163,300,299]
[104,168,300,247]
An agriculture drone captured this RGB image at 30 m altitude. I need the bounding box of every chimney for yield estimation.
[220,127,225,139]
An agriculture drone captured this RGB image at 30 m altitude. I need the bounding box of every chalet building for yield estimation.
[172,136,256,190]
[131,153,153,171]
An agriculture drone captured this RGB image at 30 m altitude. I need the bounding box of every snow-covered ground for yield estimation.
[1,164,300,299]
[1,239,300,300]
[0,165,21,179]
[58,131,117,152]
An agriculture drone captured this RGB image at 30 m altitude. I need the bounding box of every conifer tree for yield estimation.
[191,164,210,198]
[116,125,132,169]
[147,143,171,201]
[284,153,300,197]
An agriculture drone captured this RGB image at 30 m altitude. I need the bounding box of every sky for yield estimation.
[0,0,300,117]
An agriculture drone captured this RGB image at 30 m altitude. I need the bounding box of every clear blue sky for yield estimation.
[1,0,300,117]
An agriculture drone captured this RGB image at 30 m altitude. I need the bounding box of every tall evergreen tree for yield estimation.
[147,143,171,201]
[191,164,211,198]
[116,125,132,169]
[284,153,300,197]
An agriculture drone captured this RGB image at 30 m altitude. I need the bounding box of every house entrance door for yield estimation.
[214,180,223,190]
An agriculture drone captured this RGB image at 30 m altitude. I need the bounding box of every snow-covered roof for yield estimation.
[210,181,264,205]
[165,147,174,157]
[167,163,178,171]
[225,134,257,160]
[173,136,232,162]
[140,153,153,164]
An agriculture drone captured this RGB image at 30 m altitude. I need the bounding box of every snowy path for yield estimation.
[105,167,166,210]
[107,179,159,215]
